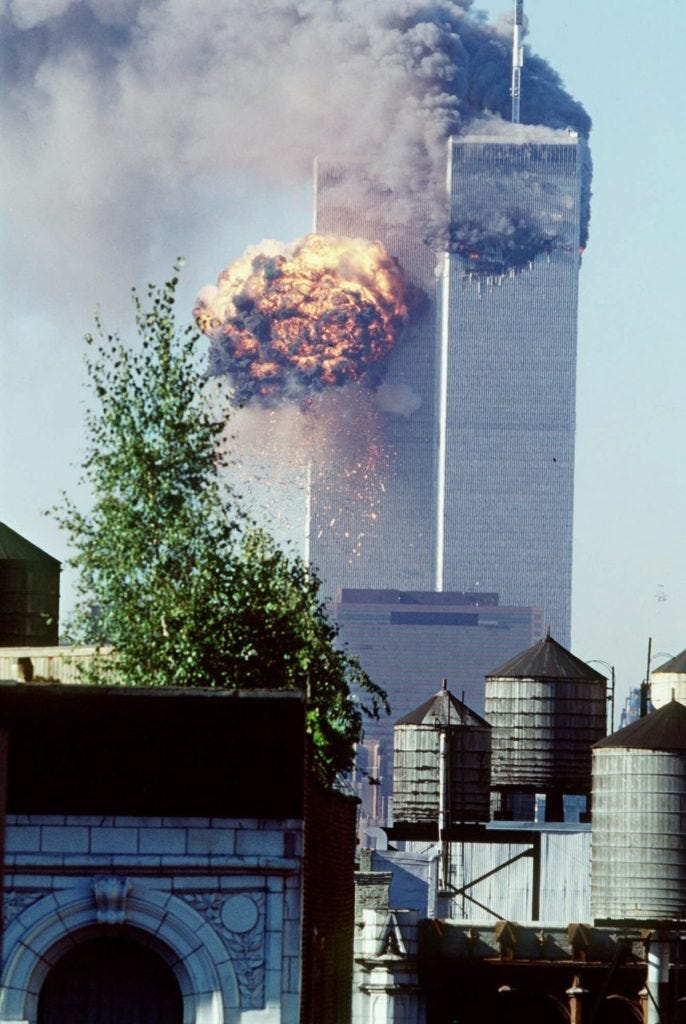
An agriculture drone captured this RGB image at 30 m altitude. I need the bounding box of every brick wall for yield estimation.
[301,778,357,1024]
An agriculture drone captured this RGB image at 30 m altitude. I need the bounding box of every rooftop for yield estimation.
[0,681,306,816]
[0,521,60,564]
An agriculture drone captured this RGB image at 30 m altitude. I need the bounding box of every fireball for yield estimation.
[195,234,408,404]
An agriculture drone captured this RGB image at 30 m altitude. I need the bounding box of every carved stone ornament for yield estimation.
[93,877,132,925]
[183,891,266,1009]
[2,890,45,925]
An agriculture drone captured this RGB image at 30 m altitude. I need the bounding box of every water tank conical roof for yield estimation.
[393,683,491,828]
[485,634,607,797]
[591,700,686,922]
[0,522,60,646]
[486,633,606,681]
[653,649,686,675]
[594,697,686,752]
[650,647,686,711]
[395,685,490,729]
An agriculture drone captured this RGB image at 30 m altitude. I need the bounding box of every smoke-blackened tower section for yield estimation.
[441,132,584,644]
[310,163,440,593]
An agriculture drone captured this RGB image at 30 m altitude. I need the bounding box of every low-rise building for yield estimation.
[0,683,355,1024]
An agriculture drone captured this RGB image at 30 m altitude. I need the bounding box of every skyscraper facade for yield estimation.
[310,164,440,593]
[440,131,584,642]
[311,128,585,644]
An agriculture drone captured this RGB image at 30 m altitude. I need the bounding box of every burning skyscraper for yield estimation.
[197,2,591,645]
[310,125,586,645]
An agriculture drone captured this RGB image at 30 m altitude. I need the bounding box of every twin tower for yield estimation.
[309,127,586,644]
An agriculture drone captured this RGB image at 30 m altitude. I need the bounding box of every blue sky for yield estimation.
[498,0,686,704]
[1,0,684,714]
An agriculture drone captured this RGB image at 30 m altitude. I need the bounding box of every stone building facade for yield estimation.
[2,814,302,1023]
[0,683,356,1024]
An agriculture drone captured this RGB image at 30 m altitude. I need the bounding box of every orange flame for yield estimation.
[195,234,408,404]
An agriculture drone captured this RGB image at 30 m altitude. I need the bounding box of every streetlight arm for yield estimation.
[585,658,616,735]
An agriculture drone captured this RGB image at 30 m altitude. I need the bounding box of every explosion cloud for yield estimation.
[2,0,593,552]
[2,0,592,313]
[195,235,408,405]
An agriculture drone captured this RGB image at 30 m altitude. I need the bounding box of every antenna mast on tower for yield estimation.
[511,0,524,123]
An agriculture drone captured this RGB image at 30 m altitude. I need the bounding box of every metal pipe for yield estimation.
[437,682,450,889]
[582,658,615,734]
[438,726,448,888]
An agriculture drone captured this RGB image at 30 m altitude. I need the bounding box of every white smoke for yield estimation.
[374,382,422,417]
[1,0,591,318]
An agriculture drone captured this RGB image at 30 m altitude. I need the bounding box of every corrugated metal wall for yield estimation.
[398,827,591,922]
[449,830,590,922]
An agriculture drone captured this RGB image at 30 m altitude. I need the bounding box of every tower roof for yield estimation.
[395,683,490,728]
[594,699,686,752]
[485,634,605,682]
[0,522,60,564]
[652,648,686,675]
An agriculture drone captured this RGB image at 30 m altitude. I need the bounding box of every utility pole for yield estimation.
[641,637,652,717]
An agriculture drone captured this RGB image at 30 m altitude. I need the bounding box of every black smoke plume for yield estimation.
[2,0,592,311]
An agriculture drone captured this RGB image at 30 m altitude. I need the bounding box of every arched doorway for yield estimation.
[38,936,183,1024]
[595,994,643,1023]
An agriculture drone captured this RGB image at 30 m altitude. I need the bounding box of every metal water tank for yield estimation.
[650,648,686,710]
[485,633,607,800]
[393,682,491,826]
[0,522,60,645]
[591,699,686,921]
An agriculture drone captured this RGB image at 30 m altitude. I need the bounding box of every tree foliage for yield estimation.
[54,264,388,784]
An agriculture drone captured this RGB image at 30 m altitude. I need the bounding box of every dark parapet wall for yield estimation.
[0,684,306,819]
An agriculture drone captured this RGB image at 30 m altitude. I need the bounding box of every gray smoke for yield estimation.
[1,0,591,310]
[443,118,591,272]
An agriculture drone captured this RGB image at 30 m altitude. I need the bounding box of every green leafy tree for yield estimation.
[54,264,388,784]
